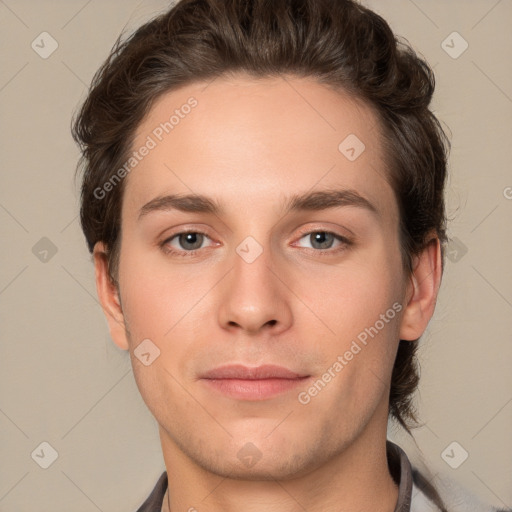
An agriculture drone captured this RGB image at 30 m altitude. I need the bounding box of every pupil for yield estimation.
[181,233,202,250]
[312,232,332,249]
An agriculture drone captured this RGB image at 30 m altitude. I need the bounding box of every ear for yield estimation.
[93,242,129,350]
[399,236,443,341]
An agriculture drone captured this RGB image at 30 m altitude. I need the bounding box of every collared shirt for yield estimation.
[135,440,507,512]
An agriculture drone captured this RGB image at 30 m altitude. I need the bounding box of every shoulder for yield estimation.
[411,467,511,512]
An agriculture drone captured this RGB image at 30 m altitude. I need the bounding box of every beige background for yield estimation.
[0,0,511,510]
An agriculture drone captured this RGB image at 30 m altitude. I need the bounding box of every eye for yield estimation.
[160,228,352,258]
[161,230,213,256]
[294,230,351,253]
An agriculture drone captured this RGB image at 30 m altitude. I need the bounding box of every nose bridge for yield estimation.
[234,235,275,292]
[217,233,292,333]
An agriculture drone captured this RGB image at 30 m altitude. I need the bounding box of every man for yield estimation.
[72,0,508,510]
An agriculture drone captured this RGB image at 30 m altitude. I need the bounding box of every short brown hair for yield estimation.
[72,0,450,433]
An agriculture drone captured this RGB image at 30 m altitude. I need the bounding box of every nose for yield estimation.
[217,245,293,335]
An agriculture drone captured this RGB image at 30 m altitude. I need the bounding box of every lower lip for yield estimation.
[201,377,310,400]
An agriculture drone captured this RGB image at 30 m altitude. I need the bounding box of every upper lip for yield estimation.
[201,364,308,380]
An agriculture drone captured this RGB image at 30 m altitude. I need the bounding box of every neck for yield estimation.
[158,408,399,512]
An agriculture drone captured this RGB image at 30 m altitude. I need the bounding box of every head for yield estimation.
[72,0,449,478]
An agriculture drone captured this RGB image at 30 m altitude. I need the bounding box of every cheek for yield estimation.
[297,253,402,340]
[119,256,204,425]
[118,248,203,342]
[295,245,404,394]
[295,265,402,428]
[129,350,197,438]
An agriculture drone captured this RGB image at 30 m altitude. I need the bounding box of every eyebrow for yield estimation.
[138,188,379,220]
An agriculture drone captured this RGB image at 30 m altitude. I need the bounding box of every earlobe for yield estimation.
[93,242,129,350]
[399,237,442,341]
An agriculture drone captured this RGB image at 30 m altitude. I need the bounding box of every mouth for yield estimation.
[200,364,311,401]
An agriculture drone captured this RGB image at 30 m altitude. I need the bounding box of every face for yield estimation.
[98,74,421,480]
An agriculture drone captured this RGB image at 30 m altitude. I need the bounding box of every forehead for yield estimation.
[126,74,396,221]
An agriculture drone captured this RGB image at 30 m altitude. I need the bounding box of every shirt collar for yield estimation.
[387,440,413,511]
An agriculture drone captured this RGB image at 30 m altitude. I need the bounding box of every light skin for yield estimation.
[93,74,442,512]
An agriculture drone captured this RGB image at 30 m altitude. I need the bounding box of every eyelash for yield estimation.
[160,228,352,258]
